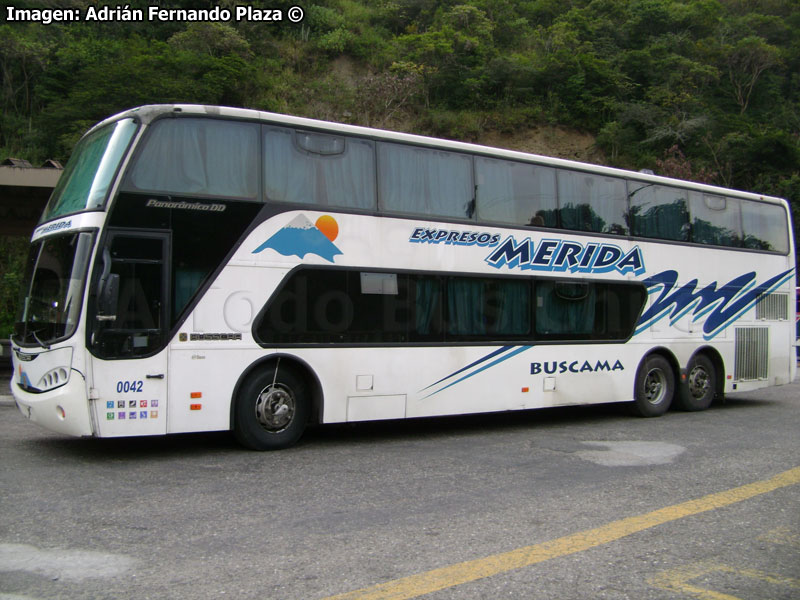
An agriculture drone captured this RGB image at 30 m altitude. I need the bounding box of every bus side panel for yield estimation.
[292,345,643,425]
[406,345,642,419]
[166,265,290,434]
[167,347,268,433]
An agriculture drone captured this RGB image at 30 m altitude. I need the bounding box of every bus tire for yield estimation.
[631,354,674,417]
[234,365,309,450]
[676,354,716,411]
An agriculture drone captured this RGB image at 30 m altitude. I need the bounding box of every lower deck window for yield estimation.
[535,280,645,341]
[254,269,645,345]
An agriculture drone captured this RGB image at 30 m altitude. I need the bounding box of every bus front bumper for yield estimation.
[13,372,94,437]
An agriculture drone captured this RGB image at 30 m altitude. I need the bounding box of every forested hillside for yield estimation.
[1,0,799,334]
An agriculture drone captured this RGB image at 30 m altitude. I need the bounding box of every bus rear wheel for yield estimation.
[631,354,674,417]
[676,354,716,411]
[234,364,309,450]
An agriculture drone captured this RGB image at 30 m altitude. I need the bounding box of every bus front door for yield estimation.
[89,230,170,437]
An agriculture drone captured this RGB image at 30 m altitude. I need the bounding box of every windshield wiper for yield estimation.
[31,329,51,350]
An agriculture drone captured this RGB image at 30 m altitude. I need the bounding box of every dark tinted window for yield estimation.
[91,233,168,358]
[629,183,689,241]
[535,280,646,341]
[446,277,530,338]
[557,171,628,235]
[258,270,437,344]
[122,117,789,254]
[255,269,644,345]
[108,194,263,324]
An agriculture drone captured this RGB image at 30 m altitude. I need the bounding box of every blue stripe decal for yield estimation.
[421,345,514,392]
[422,345,533,399]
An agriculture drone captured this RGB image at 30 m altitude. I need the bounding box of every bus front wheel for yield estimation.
[631,354,674,417]
[234,364,309,450]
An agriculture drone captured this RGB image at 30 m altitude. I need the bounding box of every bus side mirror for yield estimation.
[97,273,120,322]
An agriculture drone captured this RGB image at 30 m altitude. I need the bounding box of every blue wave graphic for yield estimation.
[636,268,795,340]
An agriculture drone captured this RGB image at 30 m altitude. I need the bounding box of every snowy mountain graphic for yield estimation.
[252,214,342,262]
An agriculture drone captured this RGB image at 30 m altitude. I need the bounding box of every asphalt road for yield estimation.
[1,372,798,600]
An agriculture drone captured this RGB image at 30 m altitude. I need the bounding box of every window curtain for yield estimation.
[493,280,530,335]
[379,143,472,218]
[521,166,558,228]
[535,282,595,336]
[263,128,377,209]
[49,126,116,215]
[318,139,376,209]
[414,278,440,336]
[130,119,258,199]
[476,157,516,223]
[173,268,207,320]
[447,279,486,336]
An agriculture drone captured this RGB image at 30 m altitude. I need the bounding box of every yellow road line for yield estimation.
[322,466,800,600]
[648,560,800,600]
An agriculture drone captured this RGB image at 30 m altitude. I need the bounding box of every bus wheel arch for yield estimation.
[631,349,679,417]
[231,355,323,450]
[676,348,723,411]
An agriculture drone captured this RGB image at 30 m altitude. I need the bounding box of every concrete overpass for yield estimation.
[0,159,62,237]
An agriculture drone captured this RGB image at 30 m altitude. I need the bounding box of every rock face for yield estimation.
[481,127,604,164]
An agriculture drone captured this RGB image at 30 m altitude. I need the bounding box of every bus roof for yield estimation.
[97,104,787,208]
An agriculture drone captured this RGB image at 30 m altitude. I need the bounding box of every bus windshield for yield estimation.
[13,232,95,347]
[40,118,137,222]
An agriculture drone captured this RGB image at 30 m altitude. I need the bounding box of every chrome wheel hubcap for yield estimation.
[644,368,667,405]
[688,366,710,400]
[255,384,295,433]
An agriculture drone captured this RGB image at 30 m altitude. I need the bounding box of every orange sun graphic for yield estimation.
[315,215,339,242]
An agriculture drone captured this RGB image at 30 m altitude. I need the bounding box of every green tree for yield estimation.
[0,238,29,338]
[724,35,781,114]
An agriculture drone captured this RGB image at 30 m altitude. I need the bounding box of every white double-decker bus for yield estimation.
[11,105,796,449]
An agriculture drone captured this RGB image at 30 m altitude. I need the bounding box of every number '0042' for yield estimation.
[117,380,143,393]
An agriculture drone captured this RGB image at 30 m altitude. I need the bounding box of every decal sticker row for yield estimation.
[105,399,159,421]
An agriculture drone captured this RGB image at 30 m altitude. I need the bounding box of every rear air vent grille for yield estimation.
[755,293,788,321]
[734,327,769,381]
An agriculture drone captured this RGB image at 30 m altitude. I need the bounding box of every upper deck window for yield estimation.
[475,157,557,227]
[557,171,628,235]
[628,183,689,241]
[112,111,788,255]
[378,142,473,219]
[263,127,376,209]
[126,118,259,200]
[740,200,788,253]
[41,118,137,222]
[690,193,741,247]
